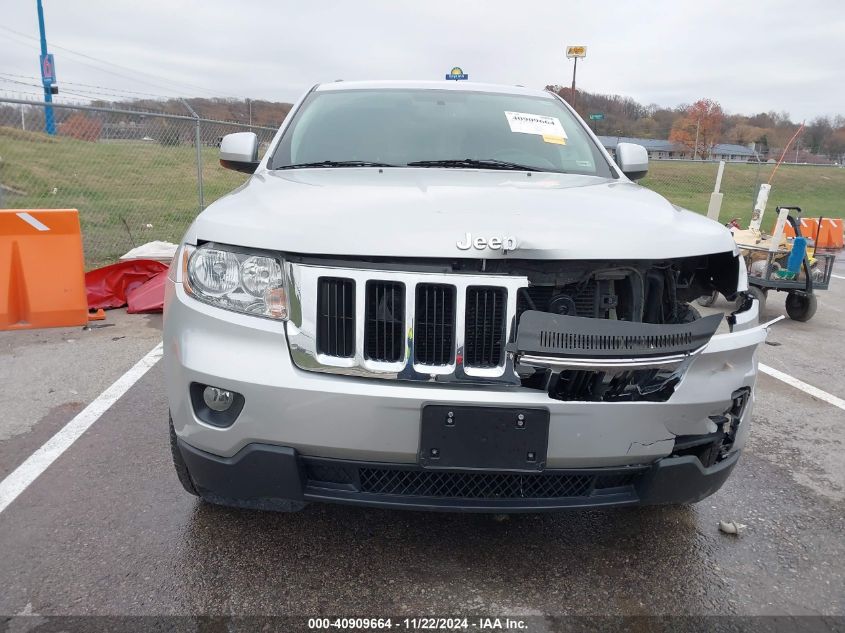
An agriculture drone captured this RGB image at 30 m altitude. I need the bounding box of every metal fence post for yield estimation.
[181,99,204,212]
[195,119,204,212]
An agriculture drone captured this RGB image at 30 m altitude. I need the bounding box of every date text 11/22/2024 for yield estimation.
[307,617,529,630]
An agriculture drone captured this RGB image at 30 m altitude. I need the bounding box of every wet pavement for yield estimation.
[1,263,844,621]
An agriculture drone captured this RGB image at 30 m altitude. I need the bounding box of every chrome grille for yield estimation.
[286,263,527,382]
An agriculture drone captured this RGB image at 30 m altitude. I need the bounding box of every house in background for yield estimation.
[598,136,756,162]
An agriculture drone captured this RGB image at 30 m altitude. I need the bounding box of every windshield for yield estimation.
[270,88,614,177]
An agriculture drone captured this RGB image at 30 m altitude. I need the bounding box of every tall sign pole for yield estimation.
[565,46,587,112]
[36,0,56,135]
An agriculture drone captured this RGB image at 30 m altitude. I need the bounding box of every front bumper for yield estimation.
[164,278,765,469]
[177,437,741,512]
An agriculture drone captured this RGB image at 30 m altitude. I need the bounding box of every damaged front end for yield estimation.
[505,251,761,405]
[511,310,722,402]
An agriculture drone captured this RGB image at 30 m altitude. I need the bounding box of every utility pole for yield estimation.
[36,0,56,135]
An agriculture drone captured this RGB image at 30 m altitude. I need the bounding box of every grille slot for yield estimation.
[464,286,506,368]
[317,277,355,358]
[414,283,455,366]
[358,468,595,499]
[365,281,405,363]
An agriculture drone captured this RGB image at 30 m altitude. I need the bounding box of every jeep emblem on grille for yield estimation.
[456,233,518,253]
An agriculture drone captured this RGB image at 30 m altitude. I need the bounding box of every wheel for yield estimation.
[169,415,199,496]
[696,292,718,307]
[785,292,817,322]
[737,286,767,318]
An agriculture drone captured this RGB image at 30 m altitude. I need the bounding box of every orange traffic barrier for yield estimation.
[780,217,844,249]
[817,218,843,249]
[0,209,89,330]
[782,217,818,240]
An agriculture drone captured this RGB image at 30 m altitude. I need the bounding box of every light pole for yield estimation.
[36,0,56,135]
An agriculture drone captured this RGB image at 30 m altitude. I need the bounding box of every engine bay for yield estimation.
[500,251,741,402]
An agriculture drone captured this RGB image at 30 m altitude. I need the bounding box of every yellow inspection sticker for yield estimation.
[505,111,568,144]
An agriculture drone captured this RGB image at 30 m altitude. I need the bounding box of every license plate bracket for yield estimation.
[419,405,550,471]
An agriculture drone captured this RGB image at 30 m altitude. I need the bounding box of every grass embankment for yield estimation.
[641,160,845,228]
[0,127,246,268]
[1,127,843,267]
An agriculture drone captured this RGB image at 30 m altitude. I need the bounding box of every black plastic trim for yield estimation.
[219,159,259,174]
[515,310,722,358]
[175,439,742,512]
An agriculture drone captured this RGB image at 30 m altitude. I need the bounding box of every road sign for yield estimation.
[445,67,468,81]
[589,113,604,121]
[40,53,56,86]
[566,46,587,59]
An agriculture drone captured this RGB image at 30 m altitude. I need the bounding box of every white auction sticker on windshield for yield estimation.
[505,111,568,144]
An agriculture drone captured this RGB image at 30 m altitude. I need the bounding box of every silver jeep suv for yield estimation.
[164,80,765,512]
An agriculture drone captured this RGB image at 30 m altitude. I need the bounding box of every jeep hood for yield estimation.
[185,168,737,260]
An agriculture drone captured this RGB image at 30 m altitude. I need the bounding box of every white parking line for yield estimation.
[759,363,845,412]
[0,342,163,515]
[832,274,845,280]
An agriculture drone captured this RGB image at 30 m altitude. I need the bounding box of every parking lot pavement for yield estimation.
[0,312,161,481]
[1,277,844,619]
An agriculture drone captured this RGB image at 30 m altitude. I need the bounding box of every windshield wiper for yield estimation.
[277,160,397,169]
[406,158,551,172]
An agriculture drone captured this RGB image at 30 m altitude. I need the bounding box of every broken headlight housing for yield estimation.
[182,244,287,320]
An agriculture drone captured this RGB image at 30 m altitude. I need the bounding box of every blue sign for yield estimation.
[40,53,56,86]
[445,66,468,81]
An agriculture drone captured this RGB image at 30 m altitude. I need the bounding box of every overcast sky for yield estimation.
[2,0,843,121]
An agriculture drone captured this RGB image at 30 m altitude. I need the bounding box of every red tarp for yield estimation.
[126,271,167,313]
[85,260,168,311]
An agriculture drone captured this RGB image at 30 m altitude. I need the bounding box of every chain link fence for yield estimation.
[1,97,842,269]
[0,98,276,268]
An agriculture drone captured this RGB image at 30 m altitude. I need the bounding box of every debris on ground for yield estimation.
[86,260,168,310]
[119,240,178,263]
[126,271,167,314]
[718,520,748,535]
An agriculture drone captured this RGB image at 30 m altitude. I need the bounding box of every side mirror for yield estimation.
[616,142,649,180]
[219,132,259,174]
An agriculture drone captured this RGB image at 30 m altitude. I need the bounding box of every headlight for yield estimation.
[183,244,287,319]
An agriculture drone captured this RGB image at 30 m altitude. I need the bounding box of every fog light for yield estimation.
[203,386,234,412]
